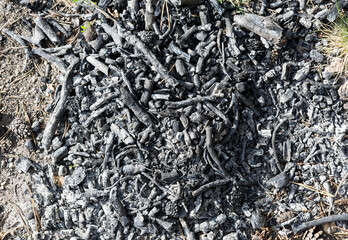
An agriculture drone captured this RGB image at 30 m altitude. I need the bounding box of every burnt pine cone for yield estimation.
[10,118,31,139]
[165,201,179,218]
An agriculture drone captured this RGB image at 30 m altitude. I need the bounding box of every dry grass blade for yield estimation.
[7,201,31,238]
[290,181,335,197]
[320,13,348,80]
[0,129,11,143]
[26,184,43,232]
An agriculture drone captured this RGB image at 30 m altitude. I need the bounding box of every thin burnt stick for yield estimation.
[179,218,196,240]
[120,87,155,128]
[145,0,155,30]
[206,126,228,177]
[178,25,198,46]
[222,93,239,144]
[121,70,136,96]
[42,58,79,151]
[21,25,46,47]
[204,102,230,125]
[86,56,109,76]
[271,118,287,173]
[192,178,232,197]
[34,17,61,46]
[141,172,169,194]
[101,23,122,47]
[233,13,283,45]
[90,92,119,111]
[31,48,68,73]
[2,28,30,71]
[165,95,215,108]
[40,45,72,53]
[293,214,348,235]
[140,79,155,106]
[102,132,115,170]
[47,19,70,38]
[125,34,178,87]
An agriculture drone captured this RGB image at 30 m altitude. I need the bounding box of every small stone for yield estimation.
[266,171,290,189]
[24,139,35,152]
[338,82,348,101]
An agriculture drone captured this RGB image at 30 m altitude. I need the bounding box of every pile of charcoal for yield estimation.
[3,0,348,239]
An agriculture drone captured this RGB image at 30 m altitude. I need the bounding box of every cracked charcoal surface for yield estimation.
[6,0,348,239]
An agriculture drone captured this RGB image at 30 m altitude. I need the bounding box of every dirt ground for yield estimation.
[0,1,61,238]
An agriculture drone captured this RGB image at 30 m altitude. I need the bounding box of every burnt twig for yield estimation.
[293,214,348,235]
[120,87,155,128]
[192,178,232,197]
[206,126,228,177]
[42,58,79,151]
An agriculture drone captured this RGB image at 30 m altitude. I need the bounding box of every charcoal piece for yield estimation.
[14,156,33,173]
[194,214,227,233]
[42,58,79,151]
[293,214,348,235]
[64,167,86,187]
[34,17,61,46]
[166,95,215,108]
[192,178,231,197]
[233,14,284,45]
[120,87,155,127]
[250,210,266,229]
[299,16,312,29]
[145,0,155,30]
[86,56,109,76]
[207,0,224,15]
[169,0,200,7]
[338,82,348,100]
[111,123,135,145]
[20,25,46,47]
[32,48,68,73]
[110,188,130,227]
[169,42,191,63]
[279,89,294,104]
[266,171,289,189]
[122,164,146,175]
[47,19,70,38]
[223,233,239,240]
[52,146,68,164]
[89,92,119,111]
[155,218,174,232]
[293,64,310,81]
[179,218,196,240]
[105,24,179,88]
[175,59,187,76]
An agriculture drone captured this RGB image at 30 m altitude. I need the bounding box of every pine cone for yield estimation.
[10,118,31,139]
[165,201,179,218]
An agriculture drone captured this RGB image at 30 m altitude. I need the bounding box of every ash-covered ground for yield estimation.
[0,0,348,239]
